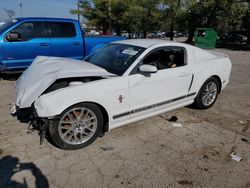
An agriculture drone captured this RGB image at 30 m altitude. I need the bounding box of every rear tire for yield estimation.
[193,77,219,109]
[49,103,103,150]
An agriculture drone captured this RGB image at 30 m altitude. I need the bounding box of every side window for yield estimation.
[8,22,47,41]
[48,22,76,38]
[142,48,186,70]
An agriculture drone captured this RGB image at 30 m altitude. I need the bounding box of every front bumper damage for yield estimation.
[11,103,49,145]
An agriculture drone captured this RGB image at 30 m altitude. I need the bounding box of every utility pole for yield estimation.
[108,0,111,35]
[77,3,80,22]
[20,3,22,17]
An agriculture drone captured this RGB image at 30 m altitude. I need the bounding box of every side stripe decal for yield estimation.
[113,92,196,119]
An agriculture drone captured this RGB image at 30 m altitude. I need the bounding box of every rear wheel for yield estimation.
[193,77,219,109]
[49,103,103,150]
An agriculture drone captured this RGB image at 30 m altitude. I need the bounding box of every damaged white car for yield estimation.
[11,39,232,150]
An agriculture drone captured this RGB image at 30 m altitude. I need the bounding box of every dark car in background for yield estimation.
[217,32,248,45]
[227,33,248,44]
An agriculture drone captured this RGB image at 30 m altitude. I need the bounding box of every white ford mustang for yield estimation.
[12,39,232,149]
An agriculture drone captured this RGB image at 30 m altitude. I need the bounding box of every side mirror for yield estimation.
[139,64,157,74]
[6,32,21,42]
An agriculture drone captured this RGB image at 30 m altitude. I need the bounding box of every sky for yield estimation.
[0,0,79,22]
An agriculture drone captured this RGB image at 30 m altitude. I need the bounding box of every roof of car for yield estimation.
[15,17,77,22]
[113,39,182,48]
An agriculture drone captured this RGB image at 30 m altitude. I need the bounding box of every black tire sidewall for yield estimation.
[195,77,219,109]
[49,103,103,150]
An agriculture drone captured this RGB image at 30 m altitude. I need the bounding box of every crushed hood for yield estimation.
[15,56,114,108]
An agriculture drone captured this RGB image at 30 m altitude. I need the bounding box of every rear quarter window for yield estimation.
[48,22,76,38]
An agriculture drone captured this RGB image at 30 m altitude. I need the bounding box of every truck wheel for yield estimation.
[49,103,103,150]
[193,77,219,109]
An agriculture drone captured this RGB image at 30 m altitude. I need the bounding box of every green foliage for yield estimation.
[72,0,161,36]
[3,9,15,19]
[183,0,247,32]
[71,0,249,38]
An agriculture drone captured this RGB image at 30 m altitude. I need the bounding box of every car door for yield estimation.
[128,47,193,118]
[3,21,50,69]
[48,21,84,60]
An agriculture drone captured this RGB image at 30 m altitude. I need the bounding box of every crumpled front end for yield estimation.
[12,56,114,110]
[11,56,115,144]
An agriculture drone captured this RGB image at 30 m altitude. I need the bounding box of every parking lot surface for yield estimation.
[0,49,250,188]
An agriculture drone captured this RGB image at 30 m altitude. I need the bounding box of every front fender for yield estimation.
[33,76,128,121]
[34,85,110,118]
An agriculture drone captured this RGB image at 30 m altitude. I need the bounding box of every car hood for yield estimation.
[15,56,114,108]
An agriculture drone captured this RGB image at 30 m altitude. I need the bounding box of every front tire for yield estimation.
[49,103,103,150]
[193,77,219,109]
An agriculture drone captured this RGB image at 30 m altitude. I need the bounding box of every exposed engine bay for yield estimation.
[43,76,105,94]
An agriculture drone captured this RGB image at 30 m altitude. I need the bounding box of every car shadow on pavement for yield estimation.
[0,73,22,81]
[0,155,49,188]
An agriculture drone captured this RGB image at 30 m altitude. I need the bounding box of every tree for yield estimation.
[3,9,15,19]
[160,0,183,41]
[120,1,145,38]
[242,0,250,44]
[183,0,247,43]
[109,0,131,36]
[71,0,110,34]
[71,0,161,37]
[71,0,248,41]
[137,0,161,38]
[70,0,92,19]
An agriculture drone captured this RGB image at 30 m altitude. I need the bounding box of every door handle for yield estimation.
[179,72,190,77]
[73,42,80,46]
[40,42,49,46]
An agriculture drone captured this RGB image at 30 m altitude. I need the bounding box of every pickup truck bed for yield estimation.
[84,35,126,56]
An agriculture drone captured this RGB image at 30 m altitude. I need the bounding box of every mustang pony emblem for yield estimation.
[118,95,124,103]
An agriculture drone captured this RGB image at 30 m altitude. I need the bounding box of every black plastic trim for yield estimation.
[188,74,194,91]
[113,92,196,119]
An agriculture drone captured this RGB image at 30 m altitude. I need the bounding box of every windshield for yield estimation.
[85,44,145,76]
[0,19,18,34]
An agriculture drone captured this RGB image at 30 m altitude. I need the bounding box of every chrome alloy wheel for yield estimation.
[58,107,98,145]
[201,81,218,106]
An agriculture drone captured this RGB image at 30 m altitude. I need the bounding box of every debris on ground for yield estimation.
[168,116,178,122]
[238,120,246,124]
[242,122,249,133]
[159,115,182,127]
[241,138,249,143]
[27,124,35,134]
[230,152,242,162]
[171,122,183,127]
[120,181,131,185]
[167,116,182,127]
[178,180,193,186]
[0,148,3,155]
[203,154,209,160]
[159,115,168,121]
[100,145,114,151]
